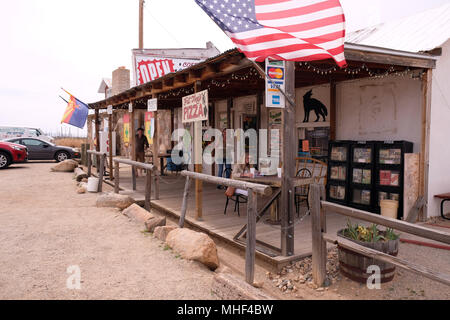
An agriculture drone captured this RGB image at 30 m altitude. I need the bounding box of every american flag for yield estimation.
[195,0,347,67]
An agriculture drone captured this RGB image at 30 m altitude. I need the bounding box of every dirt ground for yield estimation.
[0,161,449,300]
[0,162,217,299]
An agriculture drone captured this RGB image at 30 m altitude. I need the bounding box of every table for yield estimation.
[145,152,171,175]
[236,175,314,223]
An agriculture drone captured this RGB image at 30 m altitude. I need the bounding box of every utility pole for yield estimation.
[139,0,144,49]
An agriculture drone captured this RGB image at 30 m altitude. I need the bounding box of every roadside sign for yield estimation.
[107,105,113,115]
[128,102,133,113]
[182,90,208,123]
[265,59,286,109]
[147,98,157,112]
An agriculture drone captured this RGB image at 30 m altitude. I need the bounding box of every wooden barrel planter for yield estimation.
[337,230,399,284]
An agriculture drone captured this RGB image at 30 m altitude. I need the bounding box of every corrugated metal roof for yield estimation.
[347,3,450,53]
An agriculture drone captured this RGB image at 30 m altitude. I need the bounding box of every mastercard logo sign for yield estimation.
[268,67,284,79]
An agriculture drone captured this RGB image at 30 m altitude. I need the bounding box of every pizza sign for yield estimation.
[182,90,208,123]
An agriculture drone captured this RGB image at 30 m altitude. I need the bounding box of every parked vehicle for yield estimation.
[0,141,28,169]
[0,126,54,142]
[3,138,80,162]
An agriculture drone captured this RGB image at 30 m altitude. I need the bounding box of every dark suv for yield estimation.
[0,141,28,169]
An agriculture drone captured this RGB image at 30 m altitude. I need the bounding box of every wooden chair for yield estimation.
[294,157,328,215]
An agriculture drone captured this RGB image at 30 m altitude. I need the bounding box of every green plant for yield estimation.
[385,228,399,240]
[342,219,399,243]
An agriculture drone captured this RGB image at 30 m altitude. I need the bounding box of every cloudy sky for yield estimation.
[0,0,448,136]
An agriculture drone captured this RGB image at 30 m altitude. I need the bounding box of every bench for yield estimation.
[434,193,450,220]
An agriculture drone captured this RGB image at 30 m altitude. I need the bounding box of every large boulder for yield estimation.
[51,159,78,172]
[145,217,166,233]
[77,182,87,194]
[166,228,219,270]
[74,167,88,182]
[96,192,135,210]
[122,203,153,224]
[154,226,177,241]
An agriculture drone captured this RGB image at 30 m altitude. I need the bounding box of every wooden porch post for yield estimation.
[94,109,100,171]
[280,61,296,256]
[419,69,432,221]
[194,81,203,221]
[311,183,327,287]
[130,102,136,161]
[108,112,114,180]
[245,190,257,285]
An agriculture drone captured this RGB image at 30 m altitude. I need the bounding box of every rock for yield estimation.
[77,182,87,194]
[215,265,232,274]
[253,281,264,288]
[74,167,88,182]
[96,192,134,210]
[145,217,166,233]
[154,225,177,241]
[122,203,153,224]
[316,287,325,292]
[51,159,78,172]
[166,228,219,270]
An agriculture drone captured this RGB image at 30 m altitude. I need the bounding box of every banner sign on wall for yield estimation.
[134,54,204,85]
[123,113,130,144]
[265,59,286,109]
[147,98,158,112]
[144,112,155,144]
[182,90,209,123]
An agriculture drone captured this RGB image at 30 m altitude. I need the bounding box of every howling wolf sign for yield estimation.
[303,90,328,123]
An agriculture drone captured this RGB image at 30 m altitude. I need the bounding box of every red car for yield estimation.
[0,141,28,169]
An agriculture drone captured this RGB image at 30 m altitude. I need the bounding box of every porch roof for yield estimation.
[88,43,437,110]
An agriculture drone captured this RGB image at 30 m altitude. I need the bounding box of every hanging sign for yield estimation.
[123,113,130,144]
[144,112,155,144]
[128,102,133,113]
[265,59,286,109]
[147,98,158,112]
[107,105,113,115]
[182,90,208,123]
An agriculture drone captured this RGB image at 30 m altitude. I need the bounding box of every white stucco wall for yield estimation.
[335,76,423,152]
[428,39,450,218]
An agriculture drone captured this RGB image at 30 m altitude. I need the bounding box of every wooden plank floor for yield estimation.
[114,166,355,262]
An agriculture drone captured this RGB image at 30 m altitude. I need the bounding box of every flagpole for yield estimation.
[249,60,297,109]
[60,87,89,107]
[58,95,69,104]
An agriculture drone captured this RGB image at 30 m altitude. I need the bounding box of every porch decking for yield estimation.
[112,165,354,266]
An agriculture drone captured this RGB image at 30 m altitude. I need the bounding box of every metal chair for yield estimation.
[224,189,248,217]
[295,168,312,215]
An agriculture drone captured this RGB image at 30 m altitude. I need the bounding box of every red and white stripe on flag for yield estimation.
[229,0,347,67]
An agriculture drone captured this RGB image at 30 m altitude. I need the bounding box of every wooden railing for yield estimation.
[87,150,107,192]
[112,158,158,211]
[179,170,272,285]
[310,184,450,287]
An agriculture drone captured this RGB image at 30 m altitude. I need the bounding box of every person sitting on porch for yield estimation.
[224,152,254,215]
[135,127,149,177]
[230,152,254,197]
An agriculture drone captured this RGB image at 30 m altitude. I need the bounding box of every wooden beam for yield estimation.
[311,184,327,287]
[419,69,432,221]
[179,176,191,228]
[245,191,257,285]
[323,233,450,286]
[345,49,436,69]
[322,201,450,244]
[280,61,296,256]
[130,103,136,162]
[194,81,203,221]
[108,113,114,180]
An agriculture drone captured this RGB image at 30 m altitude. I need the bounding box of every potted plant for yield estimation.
[337,220,400,284]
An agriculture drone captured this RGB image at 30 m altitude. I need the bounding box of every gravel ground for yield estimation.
[263,228,450,300]
[0,162,217,300]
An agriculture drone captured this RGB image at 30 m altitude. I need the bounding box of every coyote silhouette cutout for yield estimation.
[303,90,328,122]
